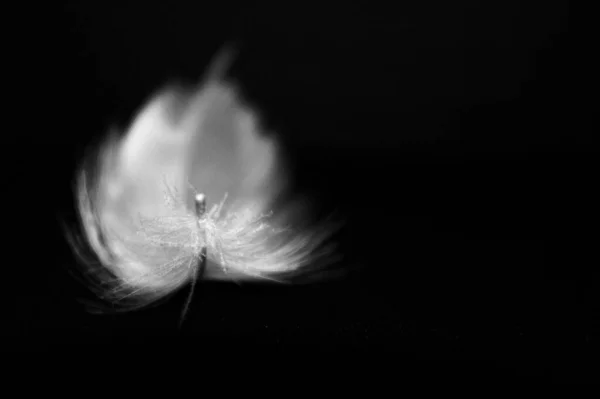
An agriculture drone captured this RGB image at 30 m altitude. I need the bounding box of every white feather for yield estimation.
[69,54,338,313]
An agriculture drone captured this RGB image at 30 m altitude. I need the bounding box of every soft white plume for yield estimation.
[68,52,338,312]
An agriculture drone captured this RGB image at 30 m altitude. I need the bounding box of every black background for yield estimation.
[12,1,597,381]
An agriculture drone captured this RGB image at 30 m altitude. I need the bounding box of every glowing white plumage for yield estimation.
[69,50,336,313]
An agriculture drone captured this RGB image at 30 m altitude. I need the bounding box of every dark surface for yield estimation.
[13,1,596,381]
